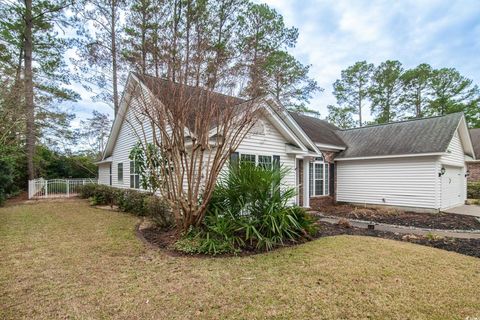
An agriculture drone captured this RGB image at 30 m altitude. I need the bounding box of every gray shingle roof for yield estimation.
[470,128,480,158]
[288,112,347,148]
[335,113,464,159]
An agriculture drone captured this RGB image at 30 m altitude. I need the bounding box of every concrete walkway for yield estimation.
[443,205,480,218]
[317,216,480,239]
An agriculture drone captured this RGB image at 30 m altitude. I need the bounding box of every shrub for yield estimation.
[174,229,239,255]
[175,163,316,254]
[78,184,173,227]
[0,148,19,206]
[78,183,98,199]
[145,196,174,228]
[116,190,148,216]
[467,182,480,199]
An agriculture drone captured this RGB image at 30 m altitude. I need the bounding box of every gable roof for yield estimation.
[135,73,246,108]
[288,112,346,149]
[335,113,467,159]
[102,73,318,159]
[470,128,480,158]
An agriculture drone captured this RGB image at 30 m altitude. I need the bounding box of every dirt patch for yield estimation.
[316,221,480,258]
[139,225,180,250]
[4,192,29,206]
[320,204,480,230]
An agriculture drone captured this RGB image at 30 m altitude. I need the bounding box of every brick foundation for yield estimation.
[309,196,334,210]
[467,162,480,182]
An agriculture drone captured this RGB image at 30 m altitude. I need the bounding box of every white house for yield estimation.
[97,72,476,212]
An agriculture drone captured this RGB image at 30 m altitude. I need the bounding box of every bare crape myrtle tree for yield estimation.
[126,77,262,230]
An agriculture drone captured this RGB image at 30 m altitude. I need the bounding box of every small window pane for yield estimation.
[258,155,272,169]
[315,163,323,179]
[130,161,134,174]
[315,179,323,196]
[130,175,134,188]
[135,175,140,189]
[118,163,123,182]
[325,164,329,195]
[241,154,256,164]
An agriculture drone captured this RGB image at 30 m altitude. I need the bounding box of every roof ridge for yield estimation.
[339,112,464,131]
[133,72,245,102]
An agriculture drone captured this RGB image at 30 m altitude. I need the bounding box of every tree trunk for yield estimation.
[141,10,147,74]
[358,83,363,127]
[111,1,119,116]
[24,0,35,180]
[416,87,421,118]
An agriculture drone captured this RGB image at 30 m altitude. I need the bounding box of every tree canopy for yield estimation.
[329,60,480,128]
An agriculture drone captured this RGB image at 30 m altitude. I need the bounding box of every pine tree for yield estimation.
[369,60,404,124]
[333,61,374,126]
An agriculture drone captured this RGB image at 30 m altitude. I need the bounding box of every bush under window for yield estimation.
[174,162,316,255]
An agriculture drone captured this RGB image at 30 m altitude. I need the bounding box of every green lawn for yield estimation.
[1,200,479,319]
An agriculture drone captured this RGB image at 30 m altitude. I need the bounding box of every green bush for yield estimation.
[146,196,174,228]
[78,184,173,227]
[116,190,149,216]
[467,182,480,199]
[0,146,20,206]
[175,163,316,255]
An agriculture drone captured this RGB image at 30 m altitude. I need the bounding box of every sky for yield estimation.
[68,0,480,126]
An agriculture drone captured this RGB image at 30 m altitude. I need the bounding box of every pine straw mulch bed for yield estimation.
[320,204,480,230]
[138,219,480,259]
[137,220,314,258]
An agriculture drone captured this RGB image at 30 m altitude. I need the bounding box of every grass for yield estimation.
[1,200,479,319]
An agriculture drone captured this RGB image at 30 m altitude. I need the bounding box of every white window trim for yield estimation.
[117,162,124,183]
[239,153,273,167]
[130,159,140,189]
[309,159,329,197]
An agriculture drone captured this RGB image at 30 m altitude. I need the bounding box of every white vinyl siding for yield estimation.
[100,96,298,205]
[336,157,438,209]
[107,92,155,189]
[98,163,111,185]
[235,119,297,204]
[439,130,467,209]
[440,131,465,167]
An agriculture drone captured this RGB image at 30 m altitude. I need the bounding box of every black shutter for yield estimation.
[230,152,239,166]
[109,164,112,186]
[329,163,335,196]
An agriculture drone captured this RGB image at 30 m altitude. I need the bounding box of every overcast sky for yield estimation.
[68,0,480,126]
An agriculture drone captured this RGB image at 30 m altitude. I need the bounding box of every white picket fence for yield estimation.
[28,178,97,199]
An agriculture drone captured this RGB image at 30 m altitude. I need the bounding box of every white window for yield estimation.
[118,163,123,183]
[309,159,329,196]
[240,154,256,165]
[238,154,278,169]
[130,160,140,189]
[258,155,272,169]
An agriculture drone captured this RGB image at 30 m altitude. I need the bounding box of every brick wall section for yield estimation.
[468,162,480,182]
[309,196,334,210]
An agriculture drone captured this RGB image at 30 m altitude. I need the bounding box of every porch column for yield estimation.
[303,157,310,208]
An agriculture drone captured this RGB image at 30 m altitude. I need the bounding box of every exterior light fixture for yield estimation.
[438,167,446,177]
[465,170,470,178]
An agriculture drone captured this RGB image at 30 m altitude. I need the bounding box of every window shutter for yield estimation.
[230,152,239,166]
[329,163,335,196]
